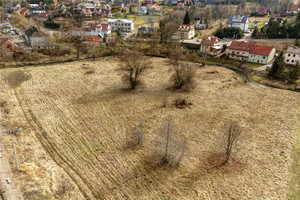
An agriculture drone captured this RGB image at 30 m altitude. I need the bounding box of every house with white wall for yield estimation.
[285,46,300,65]
[227,15,249,32]
[107,19,134,32]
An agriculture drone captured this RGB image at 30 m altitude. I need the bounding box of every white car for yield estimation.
[6,178,11,184]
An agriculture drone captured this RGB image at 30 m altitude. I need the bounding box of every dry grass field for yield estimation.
[0,57,299,200]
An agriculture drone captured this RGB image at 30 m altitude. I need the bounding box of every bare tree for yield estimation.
[154,116,186,167]
[70,34,86,58]
[221,121,242,165]
[126,119,144,148]
[159,10,185,43]
[169,50,196,91]
[118,51,152,90]
[235,0,246,15]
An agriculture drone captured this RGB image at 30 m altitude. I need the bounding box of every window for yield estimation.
[288,54,291,56]
[251,55,252,57]
[293,54,296,57]
[292,60,294,63]
[287,59,289,62]
[263,56,265,59]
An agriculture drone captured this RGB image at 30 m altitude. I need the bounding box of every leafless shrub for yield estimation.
[117,51,152,90]
[220,121,242,165]
[6,70,31,88]
[125,120,144,149]
[151,116,186,167]
[174,96,191,109]
[169,50,196,91]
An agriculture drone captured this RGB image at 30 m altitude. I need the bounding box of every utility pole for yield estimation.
[9,129,19,171]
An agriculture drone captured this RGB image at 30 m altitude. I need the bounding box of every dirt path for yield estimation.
[0,112,23,200]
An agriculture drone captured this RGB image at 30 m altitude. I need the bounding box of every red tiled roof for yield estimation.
[178,25,193,31]
[101,24,111,31]
[249,45,274,56]
[201,36,218,46]
[228,41,255,52]
[53,17,66,21]
[82,9,93,14]
[20,8,28,14]
[256,7,268,13]
[88,23,99,30]
[39,12,48,18]
[84,35,100,42]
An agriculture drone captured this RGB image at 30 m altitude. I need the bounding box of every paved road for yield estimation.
[0,111,24,200]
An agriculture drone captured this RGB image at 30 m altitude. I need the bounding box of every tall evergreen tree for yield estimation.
[183,11,191,25]
[288,61,300,82]
[269,51,286,79]
[252,27,258,38]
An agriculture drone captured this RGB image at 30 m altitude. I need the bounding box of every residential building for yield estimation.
[137,6,147,14]
[226,41,255,61]
[0,38,23,54]
[82,9,93,18]
[248,45,275,64]
[20,8,30,16]
[285,46,300,65]
[137,27,156,35]
[24,26,48,48]
[107,19,134,32]
[226,15,249,32]
[39,13,48,22]
[176,25,195,40]
[29,7,46,15]
[53,17,67,24]
[87,23,112,36]
[256,7,268,15]
[200,36,218,56]
[194,18,207,30]
[83,3,96,9]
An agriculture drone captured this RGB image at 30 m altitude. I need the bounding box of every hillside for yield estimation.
[0,57,299,200]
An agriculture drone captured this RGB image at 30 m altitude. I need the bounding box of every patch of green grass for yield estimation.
[251,75,263,83]
[245,62,265,68]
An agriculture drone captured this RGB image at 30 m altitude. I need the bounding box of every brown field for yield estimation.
[0,57,299,200]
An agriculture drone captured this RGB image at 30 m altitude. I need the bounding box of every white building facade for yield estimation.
[226,15,249,32]
[107,19,134,32]
[285,46,300,65]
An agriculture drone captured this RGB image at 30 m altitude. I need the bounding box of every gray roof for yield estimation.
[227,15,249,25]
[108,19,133,23]
[286,46,300,55]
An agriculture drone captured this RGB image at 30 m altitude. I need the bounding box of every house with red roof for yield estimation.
[226,41,255,61]
[87,23,112,36]
[200,36,218,55]
[256,7,268,15]
[176,25,195,40]
[53,17,67,24]
[82,9,93,18]
[0,38,24,55]
[20,8,30,16]
[248,45,275,64]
